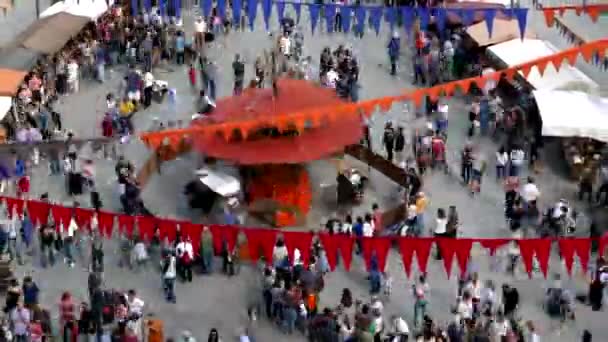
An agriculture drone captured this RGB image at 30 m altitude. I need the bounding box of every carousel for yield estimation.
[142,76,365,227]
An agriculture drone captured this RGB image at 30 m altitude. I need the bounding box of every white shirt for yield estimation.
[325,70,339,88]
[67,62,79,80]
[434,218,447,234]
[521,183,540,202]
[528,333,540,342]
[407,205,417,220]
[341,222,352,234]
[163,256,176,279]
[273,245,288,263]
[496,152,508,166]
[456,300,473,319]
[510,149,525,166]
[362,222,374,237]
[66,219,78,237]
[144,72,154,88]
[176,241,194,260]
[127,297,145,316]
[194,20,207,33]
[280,37,291,55]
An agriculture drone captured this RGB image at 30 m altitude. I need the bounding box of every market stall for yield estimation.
[18,12,91,54]
[40,0,115,20]
[533,90,608,179]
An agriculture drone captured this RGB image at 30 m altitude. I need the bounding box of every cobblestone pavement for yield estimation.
[2,2,607,341]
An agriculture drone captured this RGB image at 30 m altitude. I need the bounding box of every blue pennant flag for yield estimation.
[459,9,475,27]
[144,0,151,13]
[159,0,166,18]
[276,1,286,24]
[174,0,181,18]
[247,0,258,31]
[401,7,414,35]
[355,6,366,35]
[233,0,242,26]
[340,6,352,33]
[202,0,212,18]
[218,0,226,19]
[369,7,382,36]
[262,0,272,31]
[309,4,320,34]
[434,8,446,33]
[385,7,397,30]
[131,0,138,16]
[417,8,429,31]
[484,8,497,38]
[292,2,301,23]
[513,8,528,39]
[324,3,336,33]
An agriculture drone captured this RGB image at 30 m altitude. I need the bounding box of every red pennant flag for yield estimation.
[586,7,600,22]
[118,215,135,237]
[319,233,339,271]
[478,238,510,256]
[157,219,178,244]
[543,8,555,26]
[97,211,115,238]
[558,238,590,276]
[26,200,50,226]
[74,208,94,231]
[209,225,240,255]
[282,231,313,267]
[437,238,473,278]
[181,222,203,255]
[411,238,434,274]
[517,239,552,278]
[51,205,72,232]
[361,237,392,272]
[398,238,416,277]
[137,216,157,242]
[600,234,608,259]
[244,229,278,265]
[336,234,355,271]
[5,197,24,218]
[535,59,551,76]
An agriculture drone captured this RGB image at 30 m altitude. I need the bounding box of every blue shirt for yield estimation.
[175,36,185,52]
[353,223,363,237]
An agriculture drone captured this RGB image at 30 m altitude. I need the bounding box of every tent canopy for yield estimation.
[487,39,599,93]
[0,68,27,96]
[534,90,608,142]
[40,0,114,20]
[19,12,91,54]
[0,47,41,72]
[0,97,12,121]
[466,19,536,46]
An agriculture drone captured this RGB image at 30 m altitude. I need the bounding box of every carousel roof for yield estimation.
[192,78,363,164]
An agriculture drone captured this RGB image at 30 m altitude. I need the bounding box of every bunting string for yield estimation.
[4,196,607,278]
[139,39,608,152]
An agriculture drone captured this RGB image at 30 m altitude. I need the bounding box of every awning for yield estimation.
[466,19,536,46]
[19,12,91,54]
[41,0,115,20]
[0,47,43,71]
[487,39,599,93]
[0,97,12,121]
[533,90,608,142]
[0,68,27,96]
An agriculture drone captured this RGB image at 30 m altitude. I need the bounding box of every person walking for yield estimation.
[383,122,396,161]
[496,146,508,180]
[232,54,245,95]
[394,127,405,164]
[161,251,177,303]
[387,32,400,76]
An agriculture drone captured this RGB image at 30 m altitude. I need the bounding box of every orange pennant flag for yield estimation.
[535,59,551,76]
[586,7,600,22]
[427,86,442,101]
[455,79,473,94]
[502,68,517,81]
[563,50,578,66]
[519,64,533,78]
[442,82,457,97]
[543,9,555,27]
[378,98,394,112]
[360,102,377,117]
[557,7,566,16]
[580,44,597,63]
[574,7,583,16]
[409,90,425,108]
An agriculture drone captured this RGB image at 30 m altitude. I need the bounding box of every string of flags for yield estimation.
[541,4,608,26]
[552,16,608,70]
[134,0,532,38]
[4,196,607,278]
[138,38,608,152]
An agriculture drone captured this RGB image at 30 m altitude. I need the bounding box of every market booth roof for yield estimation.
[192,78,364,164]
[0,68,27,97]
[19,12,91,54]
[534,90,608,143]
[466,19,536,46]
[40,0,115,20]
[487,38,599,93]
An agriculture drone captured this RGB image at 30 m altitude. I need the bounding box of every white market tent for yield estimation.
[533,90,608,142]
[41,0,115,20]
[487,39,599,94]
[0,96,12,121]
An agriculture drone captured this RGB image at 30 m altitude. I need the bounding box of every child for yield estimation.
[383,272,393,300]
[188,64,196,87]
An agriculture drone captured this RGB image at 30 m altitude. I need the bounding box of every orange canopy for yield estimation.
[0,68,26,96]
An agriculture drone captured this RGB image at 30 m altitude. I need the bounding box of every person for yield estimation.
[383,122,395,161]
[232,54,245,95]
[579,167,594,202]
[161,251,177,303]
[387,32,400,76]
[39,223,55,267]
[386,315,409,342]
[502,284,519,318]
[59,292,76,342]
[176,237,194,282]
[496,146,508,180]
[434,208,448,259]
[509,146,525,177]
[588,274,603,311]
[10,301,30,342]
[394,127,405,163]
[200,226,214,274]
[22,276,39,308]
[175,31,186,65]
[208,328,221,342]
[197,89,216,114]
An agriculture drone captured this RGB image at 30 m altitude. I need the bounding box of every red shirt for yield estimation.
[432,139,445,161]
[59,300,75,323]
